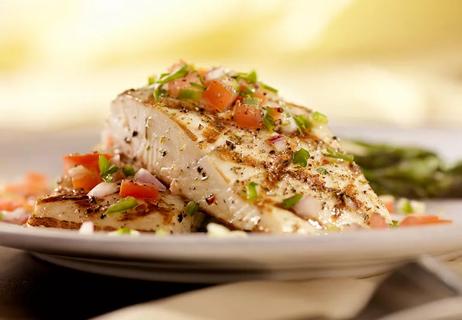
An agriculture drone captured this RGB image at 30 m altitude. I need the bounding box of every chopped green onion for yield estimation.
[157,64,189,84]
[239,85,256,96]
[98,155,118,182]
[184,201,199,216]
[236,70,258,84]
[263,110,275,132]
[116,227,133,234]
[147,75,156,85]
[122,165,136,177]
[243,96,260,105]
[316,167,328,175]
[260,82,278,93]
[105,197,138,215]
[293,115,311,132]
[310,111,328,125]
[292,148,310,167]
[324,147,354,162]
[245,182,258,202]
[190,82,205,90]
[177,88,202,101]
[155,228,169,236]
[390,220,400,228]
[398,198,414,215]
[281,193,303,209]
[153,86,167,100]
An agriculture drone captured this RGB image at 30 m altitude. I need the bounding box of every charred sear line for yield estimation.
[215,146,261,167]
[169,117,198,141]
[202,125,221,143]
[38,194,90,205]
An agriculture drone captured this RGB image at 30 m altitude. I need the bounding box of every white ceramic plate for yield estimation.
[0,126,460,283]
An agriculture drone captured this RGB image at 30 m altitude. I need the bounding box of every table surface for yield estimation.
[0,247,207,319]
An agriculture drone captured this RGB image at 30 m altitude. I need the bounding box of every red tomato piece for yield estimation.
[233,101,263,129]
[64,153,111,173]
[119,180,160,201]
[400,215,451,227]
[202,80,237,112]
[369,213,389,229]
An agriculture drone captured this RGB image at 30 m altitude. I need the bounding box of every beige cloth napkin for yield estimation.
[96,259,462,320]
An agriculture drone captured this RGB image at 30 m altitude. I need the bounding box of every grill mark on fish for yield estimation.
[202,125,221,143]
[169,117,198,141]
[215,146,261,167]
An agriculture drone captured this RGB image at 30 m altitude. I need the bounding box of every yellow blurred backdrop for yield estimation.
[1,0,462,130]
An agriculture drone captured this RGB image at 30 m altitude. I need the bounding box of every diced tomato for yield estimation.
[167,72,201,98]
[400,215,451,227]
[5,172,49,196]
[202,80,238,112]
[233,101,263,129]
[119,180,160,201]
[71,171,101,192]
[0,199,23,211]
[369,213,389,229]
[64,153,111,173]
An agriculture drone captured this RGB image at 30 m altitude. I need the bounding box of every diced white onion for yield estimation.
[87,182,118,198]
[134,168,166,191]
[2,208,29,224]
[281,115,298,134]
[68,165,90,178]
[79,221,94,235]
[205,67,226,81]
[268,134,286,152]
[207,223,247,238]
[293,195,322,219]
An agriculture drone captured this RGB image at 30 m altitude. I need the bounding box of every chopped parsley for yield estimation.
[282,193,303,209]
[98,155,118,182]
[245,182,258,202]
[292,148,310,167]
[316,167,328,175]
[184,201,199,216]
[105,197,138,215]
[390,220,400,228]
[324,147,354,162]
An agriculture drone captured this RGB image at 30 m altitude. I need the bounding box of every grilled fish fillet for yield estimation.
[107,88,390,234]
[29,191,205,233]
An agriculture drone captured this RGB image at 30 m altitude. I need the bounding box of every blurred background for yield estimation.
[1,0,462,130]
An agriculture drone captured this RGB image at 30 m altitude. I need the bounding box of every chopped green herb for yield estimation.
[282,193,303,209]
[243,96,260,105]
[324,147,354,162]
[236,70,258,84]
[398,199,414,215]
[116,227,133,235]
[157,64,189,84]
[153,86,167,100]
[122,165,136,177]
[239,85,256,96]
[0,211,4,221]
[177,88,202,101]
[293,115,311,132]
[263,110,275,132]
[317,167,328,175]
[184,201,199,216]
[98,155,118,182]
[390,220,400,228]
[260,82,278,93]
[147,75,156,85]
[190,82,205,90]
[105,197,138,215]
[292,148,310,167]
[245,182,258,202]
[310,111,328,125]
